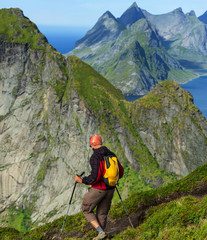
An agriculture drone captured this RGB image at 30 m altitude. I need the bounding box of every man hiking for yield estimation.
[75,134,124,240]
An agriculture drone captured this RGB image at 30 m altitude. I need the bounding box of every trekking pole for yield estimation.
[115,186,134,228]
[60,171,85,236]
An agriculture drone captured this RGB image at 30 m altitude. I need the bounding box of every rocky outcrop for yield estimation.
[128,80,207,176]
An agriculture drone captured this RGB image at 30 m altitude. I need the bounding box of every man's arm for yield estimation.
[81,156,100,185]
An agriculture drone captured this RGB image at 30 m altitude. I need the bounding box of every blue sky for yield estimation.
[0,0,206,27]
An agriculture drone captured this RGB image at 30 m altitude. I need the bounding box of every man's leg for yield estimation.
[81,188,106,226]
[82,188,108,239]
[96,188,115,229]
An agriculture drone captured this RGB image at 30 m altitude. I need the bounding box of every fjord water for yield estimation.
[180,73,207,119]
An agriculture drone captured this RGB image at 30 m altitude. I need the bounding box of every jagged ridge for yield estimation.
[143,7,207,68]
[67,3,196,95]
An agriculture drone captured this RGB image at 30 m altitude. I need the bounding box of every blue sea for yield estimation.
[180,74,207,118]
[38,25,207,119]
[38,25,89,54]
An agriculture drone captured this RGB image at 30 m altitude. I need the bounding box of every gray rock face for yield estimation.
[0,35,92,224]
[118,2,145,27]
[75,11,125,48]
[143,8,207,63]
[129,81,207,176]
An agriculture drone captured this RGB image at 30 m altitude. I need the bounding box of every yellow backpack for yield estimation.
[102,155,119,187]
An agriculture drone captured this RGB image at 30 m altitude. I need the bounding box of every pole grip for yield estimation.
[78,171,85,177]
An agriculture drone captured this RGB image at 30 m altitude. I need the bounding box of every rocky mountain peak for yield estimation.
[74,9,125,48]
[186,10,196,17]
[119,2,145,27]
[8,7,24,17]
[172,7,184,14]
[0,8,47,48]
[101,10,116,20]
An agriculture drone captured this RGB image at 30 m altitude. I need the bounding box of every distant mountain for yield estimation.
[143,8,207,69]
[75,11,125,47]
[67,3,195,95]
[199,11,207,24]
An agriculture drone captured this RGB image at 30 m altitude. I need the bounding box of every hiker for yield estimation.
[75,134,124,240]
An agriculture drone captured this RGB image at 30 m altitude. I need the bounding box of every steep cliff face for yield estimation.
[1,8,207,230]
[128,81,207,176]
[0,8,93,225]
[75,11,125,47]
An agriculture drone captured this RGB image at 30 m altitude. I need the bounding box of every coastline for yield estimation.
[178,69,207,85]
[180,73,207,118]
[126,69,207,103]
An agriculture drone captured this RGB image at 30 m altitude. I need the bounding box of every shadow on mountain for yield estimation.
[179,59,206,70]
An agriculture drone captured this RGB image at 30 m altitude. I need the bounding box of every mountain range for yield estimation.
[67,2,207,95]
[143,7,207,68]
[1,7,207,234]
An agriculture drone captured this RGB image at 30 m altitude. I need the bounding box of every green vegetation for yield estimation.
[0,8,46,49]
[1,162,207,239]
[68,55,124,114]
[114,196,207,240]
[110,163,207,239]
[130,80,193,111]
[0,205,33,233]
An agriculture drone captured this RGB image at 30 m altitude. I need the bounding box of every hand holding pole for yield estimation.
[60,171,85,235]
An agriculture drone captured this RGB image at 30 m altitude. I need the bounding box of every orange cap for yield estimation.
[90,134,102,146]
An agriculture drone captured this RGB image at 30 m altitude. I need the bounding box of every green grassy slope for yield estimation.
[0,8,47,49]
[1,162,207,239]
[112,163,207,239]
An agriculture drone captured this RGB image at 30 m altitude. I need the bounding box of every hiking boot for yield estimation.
[93,231,107,240]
